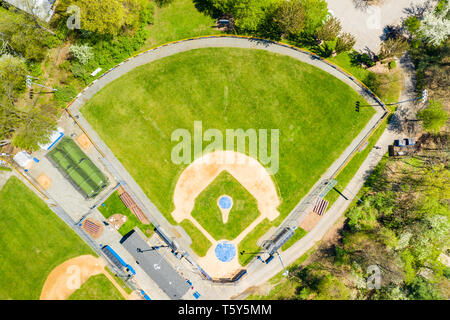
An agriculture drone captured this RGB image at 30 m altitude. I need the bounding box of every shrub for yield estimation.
[315,16,341,41]
[388,61,397,69]
[54,85,77,107]
[379,37,409,59]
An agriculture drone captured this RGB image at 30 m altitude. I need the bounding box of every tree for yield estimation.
[315,16,341,41]
[407,276,443,300]
[417,100,448,134]
[0,54,27,101]
[336,32,356,53]
[403,16,421,35]
[69,44,94,65]
[418,2,450,46]
[272,0,305,36]
[211,0,275,32]
[10,107,56,151]
[0,10,54,61]
[379,37,409,59]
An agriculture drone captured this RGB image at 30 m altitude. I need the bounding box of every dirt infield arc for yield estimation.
[172,151,280,226]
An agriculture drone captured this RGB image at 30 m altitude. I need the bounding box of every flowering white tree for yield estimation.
[418,3,450,46]
[69,44,94,65]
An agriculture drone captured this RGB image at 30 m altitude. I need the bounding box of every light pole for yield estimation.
[356,90,428,111]
[275,251,289,277]
[26,75,58,92]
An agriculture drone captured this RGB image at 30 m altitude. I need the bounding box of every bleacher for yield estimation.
[117,187,150,224]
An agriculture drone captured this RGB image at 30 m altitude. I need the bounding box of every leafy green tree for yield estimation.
[417,100,448,134]
[315,16,341,41]
[403,16,421,35]
[215,0,275,32]
[272,0,306,36]
[10,107,56,151]
[69,44,94,65]
[300,0,328,35]
[0,54,27,101]
[379,37,409,59]
[407,276,443,300]
[0,10,54,61]
[335,32,356,53]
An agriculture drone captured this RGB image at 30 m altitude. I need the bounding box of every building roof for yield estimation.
[5,0,55,22]
[121,230,190,300]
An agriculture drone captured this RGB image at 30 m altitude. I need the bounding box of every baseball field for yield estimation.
[81,47,374,263]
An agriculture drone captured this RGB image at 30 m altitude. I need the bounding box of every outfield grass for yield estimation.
[0,177,94,300]
[82,47,374,258]
[143,0,220,49]
[191,171,260,241]
[68,274,124,300]
[99,191,154,237]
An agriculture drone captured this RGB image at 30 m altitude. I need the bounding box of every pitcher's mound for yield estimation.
[76,133,92,150]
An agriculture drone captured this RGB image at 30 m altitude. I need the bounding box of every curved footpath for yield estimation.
[67,36,389,299]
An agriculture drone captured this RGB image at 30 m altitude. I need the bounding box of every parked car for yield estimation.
[394,138,415,147]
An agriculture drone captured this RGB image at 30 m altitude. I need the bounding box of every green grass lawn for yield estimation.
[328,52,372,84]
[68,274,124,300]
[99,191,154,237]
[105,266,133,295]
[0,177,94,300]
[281,227,308,251]
[82,47,374,258]
[143,0,220,49]
[191,171,260,241]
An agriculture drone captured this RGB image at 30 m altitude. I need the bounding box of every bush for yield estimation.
[388,61,397,69]
[379,37,409,59]
[336,32,356,53]
[315,16,341,41]
[54,85,77,107]
[69,44,94,65]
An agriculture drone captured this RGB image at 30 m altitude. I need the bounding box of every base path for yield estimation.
[40,255,128,300]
